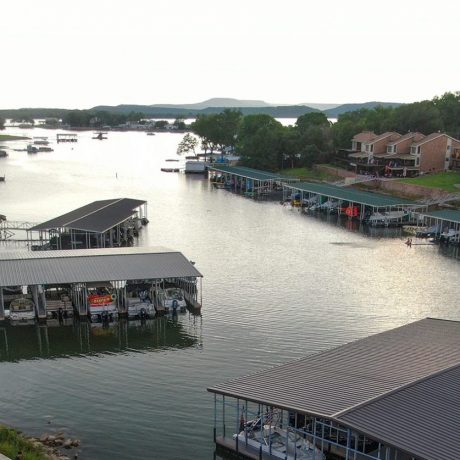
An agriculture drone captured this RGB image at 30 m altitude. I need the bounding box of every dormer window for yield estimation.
[387,145,394,153]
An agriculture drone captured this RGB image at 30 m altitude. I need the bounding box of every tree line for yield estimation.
[182,92,460,171]
[332,91,460,149]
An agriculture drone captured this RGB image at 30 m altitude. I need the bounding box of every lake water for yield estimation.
[0,128,459,459]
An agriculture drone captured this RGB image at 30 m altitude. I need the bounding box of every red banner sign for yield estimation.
[88,294,113,306]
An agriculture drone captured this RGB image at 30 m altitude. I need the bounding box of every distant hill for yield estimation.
[299,102,340,111]
[90,104,319,118]
[150,98,272,109]
[325,101,403,118]
[0,100,403,120]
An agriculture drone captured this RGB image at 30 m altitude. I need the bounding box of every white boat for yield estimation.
[440,229,460,244]
[367,210,409,226]
[319,200,339,211]
[127,290,156,319]
[156,287,187,313]
[234,422,325,460]
[9,298,36,322]
[87,286,118,322]
[33,137,49,145]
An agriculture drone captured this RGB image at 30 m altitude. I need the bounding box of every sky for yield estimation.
[2,0,460,109]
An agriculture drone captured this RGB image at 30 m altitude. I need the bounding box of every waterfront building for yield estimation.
[348,131,460,176]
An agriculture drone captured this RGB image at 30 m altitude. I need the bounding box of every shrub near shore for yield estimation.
[0,425,47,460]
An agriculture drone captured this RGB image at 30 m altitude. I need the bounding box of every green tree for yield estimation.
[393,100,443,134]
[191,110,242,160]
[177,133,199,156]
[296,112,330,130]
[433,92,460,138]
[11,117,34,125]
[154,120,169,129]
[237,115,284,170]
[174,118,186,130]
[191,114,220,159]
[0,117,5,130]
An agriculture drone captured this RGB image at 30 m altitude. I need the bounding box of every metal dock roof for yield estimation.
[285,181,417,207]
[0,247,202,286]
[416,209,460,224]
[30,198,146,233]
[208,318,460,460]
[209,165,297,182]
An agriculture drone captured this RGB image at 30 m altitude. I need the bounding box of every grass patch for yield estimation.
[279,167,339,182]
[0,134,30,141]
[0,425,48,460]
[399,172,460,193]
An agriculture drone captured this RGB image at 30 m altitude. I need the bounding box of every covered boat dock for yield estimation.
[28,198,148,250]
[415,209,460,241]
[208,165,300,198]
[208,318,460,460]
[283,181,423,224]
[0,247,202,321]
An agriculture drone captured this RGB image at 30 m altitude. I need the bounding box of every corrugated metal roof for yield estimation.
[30,198,146,233]
[417,209,460,224]
[208,319,460,460]
[285,182,417,207]
[209,165,297,182]
[0,247,202,286]
[340,364,460,460]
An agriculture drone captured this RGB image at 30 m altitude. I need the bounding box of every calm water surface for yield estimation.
[0,128,459,459]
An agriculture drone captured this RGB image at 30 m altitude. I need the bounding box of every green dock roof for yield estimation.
[417,209,460,224]
[285,181,418,208]
[208,165,298,182]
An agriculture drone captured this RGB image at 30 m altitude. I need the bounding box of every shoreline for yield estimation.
[0,425,80,460]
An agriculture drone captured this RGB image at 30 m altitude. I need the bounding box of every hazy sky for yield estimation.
[3,0,459,109]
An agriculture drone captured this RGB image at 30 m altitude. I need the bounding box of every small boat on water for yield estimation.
[161,167,180,172]
[33,137,49,145]
[92,132,108,140]
[9,298,36,323]
[27,144,38,154]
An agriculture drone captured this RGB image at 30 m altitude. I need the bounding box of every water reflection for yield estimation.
[0,315,202,362]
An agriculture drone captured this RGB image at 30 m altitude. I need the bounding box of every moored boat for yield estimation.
[9,298,36,323]
[234,415,325,460]
[127,290,156,319]
[87,286,118,322]
[156,287,187,313]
